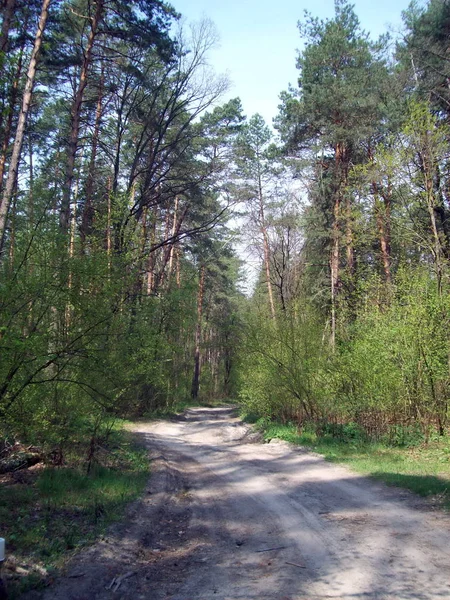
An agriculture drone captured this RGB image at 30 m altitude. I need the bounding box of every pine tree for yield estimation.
[276,0,389,341]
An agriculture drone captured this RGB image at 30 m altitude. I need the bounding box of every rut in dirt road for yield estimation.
[30,407,450,600]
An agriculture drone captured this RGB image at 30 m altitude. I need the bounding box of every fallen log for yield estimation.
[0,451,42,474]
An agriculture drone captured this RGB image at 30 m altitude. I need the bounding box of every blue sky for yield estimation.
[173,0,412,126]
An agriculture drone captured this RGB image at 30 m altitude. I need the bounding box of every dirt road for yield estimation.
[31,407,450,600]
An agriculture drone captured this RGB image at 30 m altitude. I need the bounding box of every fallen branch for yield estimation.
[285,561,306,568]
[256,546,287,553]
[0,451,42,474]
[111,571,136,592]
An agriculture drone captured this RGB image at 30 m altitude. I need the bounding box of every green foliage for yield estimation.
[384,424,425,448]
[238,267,450,440]
[238,298,332,422]
[399,0,450,119]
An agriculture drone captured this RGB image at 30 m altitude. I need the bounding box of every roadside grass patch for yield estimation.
[0,426,149,597]
[250,419,450,509]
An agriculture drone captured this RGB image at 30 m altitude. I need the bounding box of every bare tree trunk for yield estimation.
[0,0,51,254]
[373,187,392,285]
[191,264,205,400]
[0,0,16,54]
[257,176,275,318]
[8,183,16,266]
[168,196,179,278]
[329,142,346,347]
[60,0,104,233]
[425,169,444,295]
[330,193,340,348]
[82,66,104,248]
[418,142,445,296]
[146,208,158,295]
[153,203,188,292]
[0,41,24,190]
[106,176,112,271]
[368,147,392,286]
[28,119,34,223]
[345,192,354,275]
[175,246,181,287]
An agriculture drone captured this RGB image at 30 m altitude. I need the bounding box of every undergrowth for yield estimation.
[0,425,149,597]
[242,414,450,509]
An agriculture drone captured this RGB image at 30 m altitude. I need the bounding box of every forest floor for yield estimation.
[23,406,450,600]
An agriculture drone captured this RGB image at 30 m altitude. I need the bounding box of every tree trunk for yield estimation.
[153,203,188,292]
[420,149,444,295]
[28,118,34,223]
[60,0,104,233]
[330,142,345,347]
[426,176,443,295]
[191,265,205,400]
[168,196,179,278]
[372,183,392,285]
[0,0,51,254]
[258,176,275,318]
[82,66,104,248]
[0,0,16,55]
[175,246,181,287]
[146,207,158,295]
[345,192,354,276]
[330,192,340,348]
[106,176,112,269]
[0,38,24,190]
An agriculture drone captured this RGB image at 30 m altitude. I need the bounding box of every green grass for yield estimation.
[0,426,149,597]
[254,420,450,508]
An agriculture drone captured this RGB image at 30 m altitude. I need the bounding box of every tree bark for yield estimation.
[153,202,188,292]
[82,66,105,247]
[258,174,275,318]
[191,264,205,400]
[0,33,25,190]
[0,0,51,254]
[0,0,16,55]
[419,143,445,296]
[372,182,392,285]
[330,193,340,348]
[168,196,179,278]
[425,165,443,295]
[330,142,345,347]
[60,0,104,233]
[345,193,354,275]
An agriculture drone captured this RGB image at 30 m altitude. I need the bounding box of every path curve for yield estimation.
[29,406,450,600]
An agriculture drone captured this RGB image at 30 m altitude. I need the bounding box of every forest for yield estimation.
[1,0,450,466]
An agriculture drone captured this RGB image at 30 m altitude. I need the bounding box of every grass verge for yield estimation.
[249,419,450,509]
[0,425,149,597]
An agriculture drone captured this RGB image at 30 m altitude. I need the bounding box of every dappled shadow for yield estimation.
[27,408,450,600]
[370,471,450,500]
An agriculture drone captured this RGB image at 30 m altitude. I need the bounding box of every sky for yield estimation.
[170,0,414,291]
[172,0,413,127]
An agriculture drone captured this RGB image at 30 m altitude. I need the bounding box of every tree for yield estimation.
[234,114,280,318]
[398,0,450,259]
[276,0,389,342]
[0,0,51,253]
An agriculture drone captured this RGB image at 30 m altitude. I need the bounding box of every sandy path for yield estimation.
[28,406,450,600]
